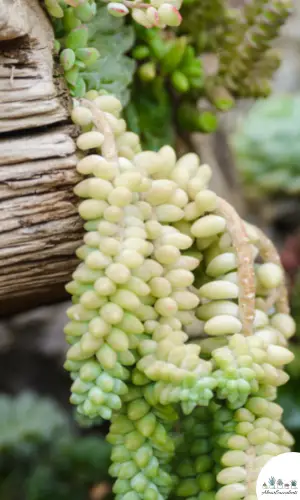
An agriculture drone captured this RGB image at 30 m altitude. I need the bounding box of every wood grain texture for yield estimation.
[0,0,82,315]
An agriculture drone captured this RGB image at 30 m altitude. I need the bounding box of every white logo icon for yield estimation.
[257,453,300,499]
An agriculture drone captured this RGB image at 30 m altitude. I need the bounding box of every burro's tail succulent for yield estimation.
[61,91,295,500]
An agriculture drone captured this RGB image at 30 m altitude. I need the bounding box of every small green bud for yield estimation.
[134,445,153,468]
[197,472,216,492]
[66,26,89,51]
[71,76,87,98]
[139,62,156,82]
[195,455,214,473]
[171,70,190,92]
[60,48,76,71]
[71,378,92,394]
[114,379,128,395]
[88,387,105,405]
[198,111,218,132]
[109,462,122,477]
[96,373,114,392]
[191,439,211,455]
[125,431,146,450]
[70,393,86,405]
[119,461,139,480]
[132,45,151,60]
[111,445,132,463]
[127,398,150,420]
[131,472,148,493]
[74,2,97,22]
[144,487,159,500]
[64,359,84,372]
[80,361,102,381]
[143,456,159,478]
[176,478,198,497]
[45,0,64,18]
[183,63,203,78]
[64,320,88,337]
[99,405,112,420]
[96,343,117,370]
[113,479,131,494]
[82,398,99,417]
[63,8,81,30]
[177,459,195,477]
[136,412,157,437]
[106,393,122,410]
[110,415,134,434]
[64,65,79,86]
[76,47,100,66]
[117,313,144,335]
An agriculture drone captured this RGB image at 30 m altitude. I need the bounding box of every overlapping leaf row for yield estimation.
[173,400,293,500]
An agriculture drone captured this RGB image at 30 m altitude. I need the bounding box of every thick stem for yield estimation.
[81,99,119,164]
[216,197,256,336]
[249,224,289,315]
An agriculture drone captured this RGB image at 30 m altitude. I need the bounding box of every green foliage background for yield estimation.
[233,95,300,195]
[0,393,111,500]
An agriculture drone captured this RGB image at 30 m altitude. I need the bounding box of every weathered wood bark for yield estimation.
[0,0,82,315]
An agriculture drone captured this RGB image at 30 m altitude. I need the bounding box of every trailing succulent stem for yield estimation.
[42,1,296,500]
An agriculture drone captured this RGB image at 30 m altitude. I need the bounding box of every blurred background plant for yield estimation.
[0,392,112,500]
[232,95,300,197]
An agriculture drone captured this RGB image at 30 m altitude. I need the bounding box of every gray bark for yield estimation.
[0,0,82,315]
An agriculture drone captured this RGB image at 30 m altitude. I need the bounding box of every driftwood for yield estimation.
[0,0,82,315]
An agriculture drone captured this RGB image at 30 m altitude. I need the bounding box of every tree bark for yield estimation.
[0,0,82,315]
